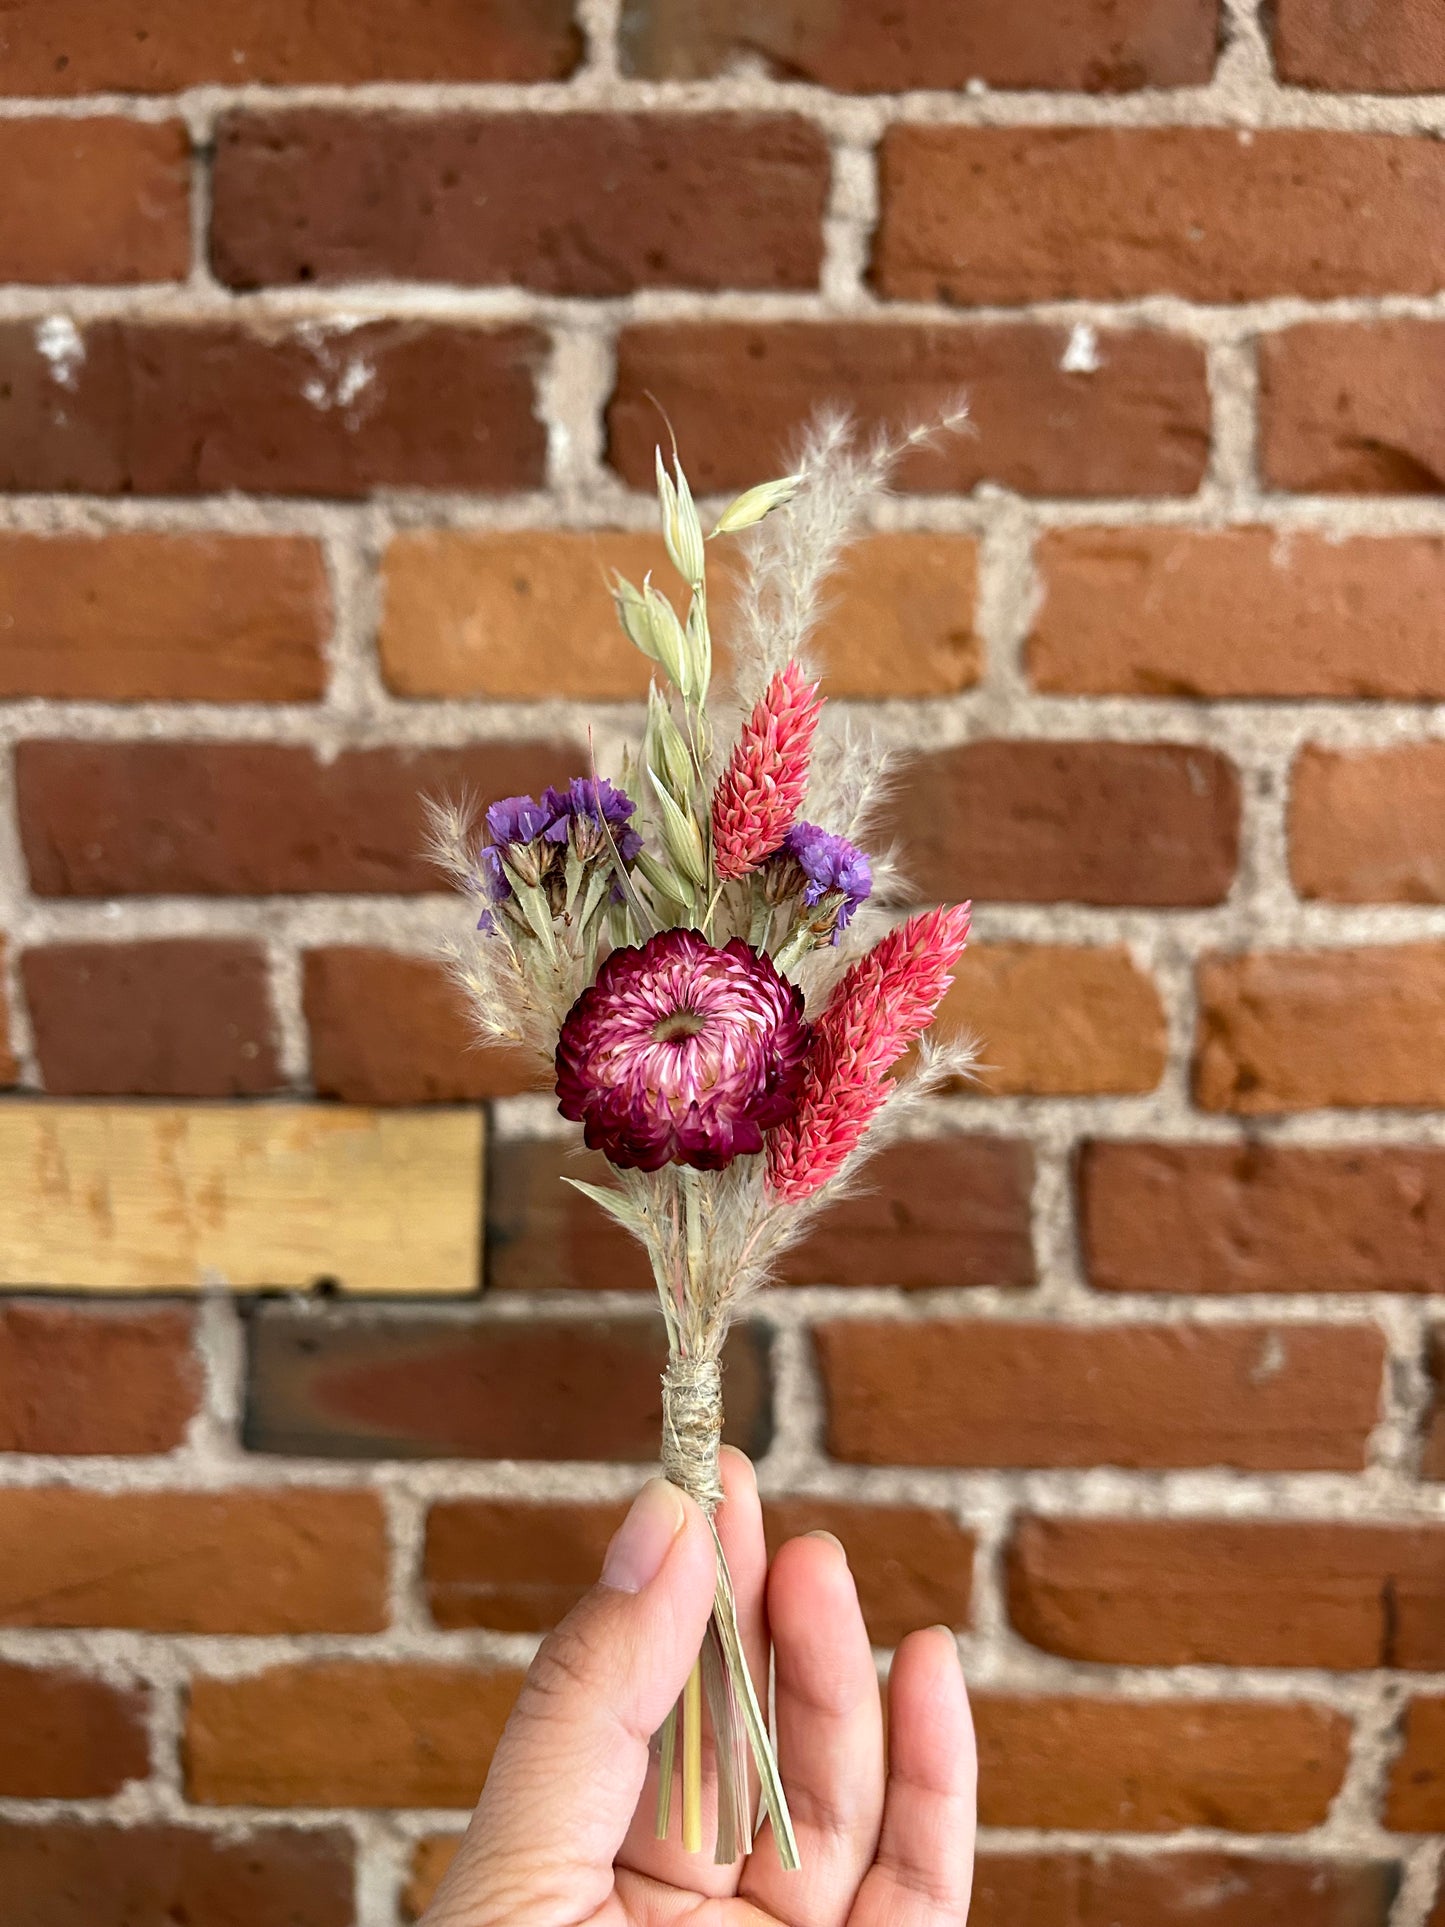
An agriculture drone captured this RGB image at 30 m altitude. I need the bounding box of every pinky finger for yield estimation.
[853,1629,976,1927]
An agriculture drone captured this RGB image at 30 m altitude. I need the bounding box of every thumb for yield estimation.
[425,1479,718,1925]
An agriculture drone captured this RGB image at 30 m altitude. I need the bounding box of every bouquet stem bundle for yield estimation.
[435,411,974,1868]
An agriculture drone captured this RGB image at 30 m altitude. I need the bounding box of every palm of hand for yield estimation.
[423,1451,976,1927]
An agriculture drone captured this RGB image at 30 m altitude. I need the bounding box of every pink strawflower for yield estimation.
[556,928,810,1172]
[712,661,823,882]
[766,904,972,1202]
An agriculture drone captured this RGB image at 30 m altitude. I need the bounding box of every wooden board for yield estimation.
[0,1102,483,1294]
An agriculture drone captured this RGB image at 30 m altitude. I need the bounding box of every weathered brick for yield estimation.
[0,1822,355,1927]
[0,0,580,89]
[24,939,281,1096]
[186,1660,525,1808]
[619,0,1218,89]
[1082,1142,1445,1296]
[970,1852,1398,1927]
[1196,946,1445,1112]
[1385,1696,1445,1832]
[380,529,982,701]
[763,1498,975,1645]
[778,1137,1036,1288]
[486,1137,654,1291]
[16,738,577,896]
[609,323,1211,499]
[0,1102,483,1294]
[214,112,827,293]
[1030,528,1445,699]
[1292,744,1445,903]
[1273,0,1445,90]
[305,947,546,1103]
[0,1489,388,1633]
[0,118,188,284]
[1008,1518,1445,1669]
[0,317,545,496]
[1424,1330,1445,1481]
[934,944,1167,1096]
[816,1320,1383,1470]
[875,128,1445,304]
[0,1301,200,1454]
[0,531,329,701]
[245,1308,773,1461]
[901,741,1239,906]
[1260,322,1445,495]
[0,1664,148,1798]
[975,1694,1349,1832]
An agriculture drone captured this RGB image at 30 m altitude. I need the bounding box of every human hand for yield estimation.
[420,1448,977,1926]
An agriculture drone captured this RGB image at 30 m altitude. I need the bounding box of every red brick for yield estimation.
[186,1659,525,1808]
[1273,0,1445,89]
[1260,322,1445,495]
[214,112,827,294]
[0,1824,354,1927]
[425,1497,627,1632]
[609,323,1210,499]
[763,1498,975,1646]
[0,1489,387,1633]
[0,531,329,701]
[0,1664,148,1798]
[380,529,982,702]
[1008,1518,1445,1669]
[0,939,16,1088]
[1385,1696,1445,1832]
[935,944,1167,1096]
[1030,528,1445,699]
[1081,1141,1445,1296]
[0,0,580,90]
[0,118,188,283]
[619,0,1218,88]
[0,1300,199,1453]
[778,1137,1036,1288]
[970,1852,1398,1927]
[16,738,578,897]
[875,128,1445,304]
[902,741,1239,907]
[976,1694,1349,1832]
[487,1137,660,1292]
[1292,744,1445,903]
[244,1308,773,1462]
[815,1320,1383,1470]
[305,947,545,1103]
[24,940,281,1096]
[1196,946,1445,1112]
[0,317,545,496]
[1424,1330,1445,1481]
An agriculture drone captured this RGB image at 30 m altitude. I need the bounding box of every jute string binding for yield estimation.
[662,1355,724,1515]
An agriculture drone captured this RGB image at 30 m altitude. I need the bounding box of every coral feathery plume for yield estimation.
[712,660,823,882]
[766,903,972,1202]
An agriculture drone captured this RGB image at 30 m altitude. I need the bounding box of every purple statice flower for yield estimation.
[473,844,510,931]
[555,929,810,1171]
[485,793,554,848]
[783,822,873,934]
[542,776,643,864]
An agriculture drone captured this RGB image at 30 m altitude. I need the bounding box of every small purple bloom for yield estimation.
[783,822,872,933]
[485,793,554,848]
[541,776,643,863]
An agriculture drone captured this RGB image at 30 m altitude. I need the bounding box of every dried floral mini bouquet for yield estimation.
[433,416,974,1870]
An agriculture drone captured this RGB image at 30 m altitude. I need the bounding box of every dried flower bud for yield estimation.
[656,447,706,589]
[711,474,802,537]
[649,767,709,888]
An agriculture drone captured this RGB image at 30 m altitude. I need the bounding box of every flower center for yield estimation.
[652,1008,706,1044]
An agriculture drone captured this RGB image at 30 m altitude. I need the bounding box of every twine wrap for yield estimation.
[661,1354,724,1514]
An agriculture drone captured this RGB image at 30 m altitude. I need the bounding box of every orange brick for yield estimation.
[763,1498,974,1646]
[937,943,1167,1096]
[1260,320,1445,495]
[186,1660,525,1807]
[0,1489,387,1633]
[1273,0,1445,90]
[971,1852,1398,1926]
[404,1836,463,1920]
[1385,1696,1445,1832]
[1291,743,1445,903]
[0,937,15,1087]
[1196,946,1445,1112]
[0,1664,148,1798]
[0,532,329,701]
[0,119,189,283]
[1030,528,1445,699]
[424,1497,625,1632]
[0,1301,200,1453]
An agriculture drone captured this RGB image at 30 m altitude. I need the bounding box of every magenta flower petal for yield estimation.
[555,929,810,1172]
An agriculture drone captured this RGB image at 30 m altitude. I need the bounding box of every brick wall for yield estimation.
[0,2,1442,1923]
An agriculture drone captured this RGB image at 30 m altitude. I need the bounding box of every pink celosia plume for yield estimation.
[766,903,972,1201]
[712,660,823,882]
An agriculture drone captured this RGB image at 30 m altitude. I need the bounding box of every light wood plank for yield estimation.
[0,1103,483,1294]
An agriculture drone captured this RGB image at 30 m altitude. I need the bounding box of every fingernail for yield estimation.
[806,1528,847,1562]
[602,1479,685,1593]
